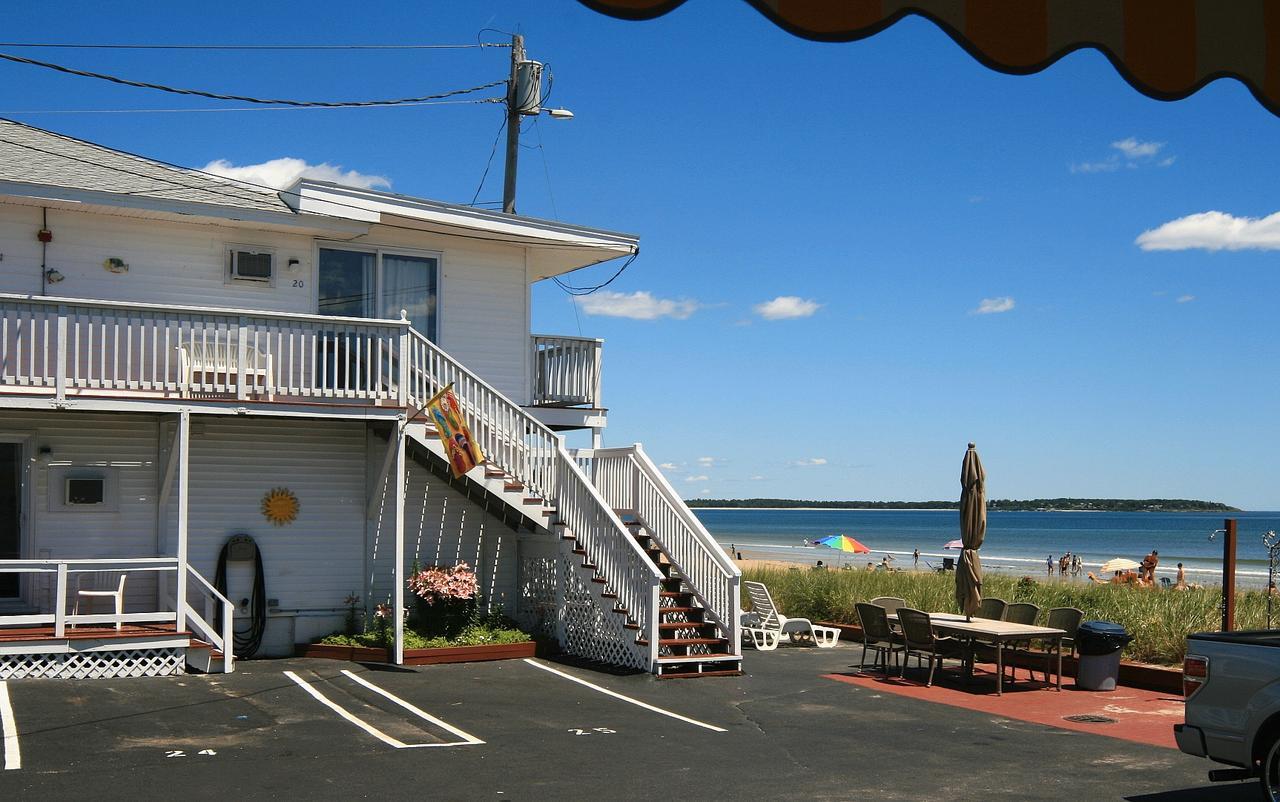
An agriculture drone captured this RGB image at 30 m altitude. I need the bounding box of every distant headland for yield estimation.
[685,498,1240,512]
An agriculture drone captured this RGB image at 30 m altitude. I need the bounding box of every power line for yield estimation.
[553,251,639,296]
[0,51,505,107]
[0,42,503,50]
[0,98,503,115]
[470,114,507,206]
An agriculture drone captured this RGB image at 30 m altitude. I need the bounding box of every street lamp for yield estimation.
[502,34,572,214]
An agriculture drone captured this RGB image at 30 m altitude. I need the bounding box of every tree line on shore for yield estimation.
[686,498,1239,512]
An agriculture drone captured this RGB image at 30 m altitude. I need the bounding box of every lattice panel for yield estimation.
[559,558,648,671]
[0,648,184,680]
[518,556,560,639]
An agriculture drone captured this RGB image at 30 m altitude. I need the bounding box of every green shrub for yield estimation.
[743,566,1266,665]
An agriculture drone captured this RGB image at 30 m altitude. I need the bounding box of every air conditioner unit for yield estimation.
[229,248,273,282]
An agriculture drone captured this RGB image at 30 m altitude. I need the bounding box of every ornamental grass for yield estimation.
[743,566,1270,665]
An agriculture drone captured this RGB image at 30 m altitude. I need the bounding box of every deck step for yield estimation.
[658,622,713,632]
[659,637,724,647]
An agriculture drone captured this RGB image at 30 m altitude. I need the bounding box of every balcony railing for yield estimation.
[531,334,603,408]
[0,293,408,406]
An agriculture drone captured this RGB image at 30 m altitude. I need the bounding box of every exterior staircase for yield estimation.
[399,329,740,676]
[619,512,741,678]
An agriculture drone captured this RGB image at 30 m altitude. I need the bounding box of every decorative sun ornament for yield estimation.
[261,487,299,526]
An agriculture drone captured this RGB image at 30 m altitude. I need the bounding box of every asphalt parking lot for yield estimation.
[0,645,1260,801]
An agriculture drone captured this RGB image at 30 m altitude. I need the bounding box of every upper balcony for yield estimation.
[0,293,606,429]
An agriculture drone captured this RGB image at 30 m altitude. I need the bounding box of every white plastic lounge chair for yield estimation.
[73,571,127,631]
[741,580,840,649]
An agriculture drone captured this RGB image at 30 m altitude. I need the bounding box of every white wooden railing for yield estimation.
[0,293,406,404]
[404,329,661,671]
[183,563,235,673]
[0,557,233,672]
[574,444,741,651]
[531,334,603,408]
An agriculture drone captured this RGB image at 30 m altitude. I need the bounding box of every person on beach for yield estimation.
[1141,549,1159,582]
[913,548,919,568]
[1047,555,1054,575]
[1175,562,1186,590]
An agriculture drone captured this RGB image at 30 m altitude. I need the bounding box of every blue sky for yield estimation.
[2,2,1277,508]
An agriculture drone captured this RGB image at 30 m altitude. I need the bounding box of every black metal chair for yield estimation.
[854,602,902,673]
[1001,602,1041,681]
[1038,607,1084,683]
[976,597,1008,621]
[897,607,963,687]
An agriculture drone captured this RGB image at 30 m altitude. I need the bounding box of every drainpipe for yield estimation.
[39,207,48,295]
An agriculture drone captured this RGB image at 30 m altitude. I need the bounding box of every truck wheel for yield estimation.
[1262,736,1280,801]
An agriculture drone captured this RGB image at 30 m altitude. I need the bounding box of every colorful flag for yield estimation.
[424,383,485,478]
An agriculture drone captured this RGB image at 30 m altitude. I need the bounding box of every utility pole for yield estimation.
[502,33,525,215]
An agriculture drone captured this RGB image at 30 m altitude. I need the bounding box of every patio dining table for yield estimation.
[888,613,1066,696]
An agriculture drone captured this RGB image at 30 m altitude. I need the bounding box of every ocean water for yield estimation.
[694,508,1280,587]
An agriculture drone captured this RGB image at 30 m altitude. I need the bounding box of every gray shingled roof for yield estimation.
[0,118,292,214]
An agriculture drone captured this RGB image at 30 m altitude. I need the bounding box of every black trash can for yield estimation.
[1076,621,1133,690]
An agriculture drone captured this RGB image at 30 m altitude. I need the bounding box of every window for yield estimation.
[318,247,439,340]
[65,477,105,505]
[229,246,275,283]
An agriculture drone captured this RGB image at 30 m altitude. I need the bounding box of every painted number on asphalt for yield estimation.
[165,749,217,758]
[568,727,616,736]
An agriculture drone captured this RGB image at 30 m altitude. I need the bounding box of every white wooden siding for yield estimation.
[167,418,367,644]
[0,204,534,403]
[0,411,159,612]
[364,430,518,618]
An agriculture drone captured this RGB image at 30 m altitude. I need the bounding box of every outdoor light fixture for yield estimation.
[44,268,64,284]
[545,107,574,119]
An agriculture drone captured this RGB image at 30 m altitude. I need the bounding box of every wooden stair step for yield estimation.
[485,468,507,479]
[657,669,743,680]
[659,637,724,647]
[659,591,691,599]
[660,606,699,615]
[503,481,524,491]
[659,622,713,631]
[657,654,742,665]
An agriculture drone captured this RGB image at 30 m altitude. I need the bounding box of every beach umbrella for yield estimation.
[1099,558,1141,573]
[814,534,871,554]
[943,539,963,550]
[957,443,986,620]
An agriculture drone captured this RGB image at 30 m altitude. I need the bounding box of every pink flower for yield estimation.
[374,603,393,619]
[407,562,478,605]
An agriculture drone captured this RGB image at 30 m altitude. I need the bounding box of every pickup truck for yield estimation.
[1176,630,1280,799]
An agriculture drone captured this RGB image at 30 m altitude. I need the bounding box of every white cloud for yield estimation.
[754,296,821,320]
[685,474,709,482]
[696,456,716,466]
[202,157,390,191]
[1070,159,1120,174]
[658,462,678,470]
[791,458,827,467]
[1136,210,1280,252]
[1158,156,1177,168]
[749,475,765,481]
[1112,137,1164,159]
[576,291,699,320]
[699,489,711,495]
[973,297,1015,315]
[1176,295,1196,304]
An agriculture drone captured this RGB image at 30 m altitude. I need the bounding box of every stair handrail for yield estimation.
[577,445,741,652]
[183,564,235,673]
[403,329,662,670]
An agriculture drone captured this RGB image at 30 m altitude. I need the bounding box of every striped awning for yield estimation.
[577,0,1280,117]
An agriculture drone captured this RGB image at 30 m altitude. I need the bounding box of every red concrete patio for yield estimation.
[824,663,1184,749]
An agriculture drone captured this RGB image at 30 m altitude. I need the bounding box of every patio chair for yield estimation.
[869,596,906,616]
[1037,607,1084,683]
[897,607,963,687]
[1001,602,1041,681]
[854,602,903,672]
[740,581,840,649]
[73,571,127,631]
[976,597,1007,621]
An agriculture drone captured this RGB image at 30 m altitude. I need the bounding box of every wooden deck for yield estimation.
[0,623,186,643]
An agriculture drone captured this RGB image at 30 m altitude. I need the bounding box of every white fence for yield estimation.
[531,334,603,408]
[0,557,233,672]
[574,444,741,651]
[0,294,406,404]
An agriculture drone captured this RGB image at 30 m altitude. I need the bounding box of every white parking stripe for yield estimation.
[0,680,20,770]
[284,671,481,749]
[340,670,483,745]
[521,659,727,733]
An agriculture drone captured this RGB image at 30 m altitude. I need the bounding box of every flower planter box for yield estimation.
[296,640,536,666]
[817,621,1184,695]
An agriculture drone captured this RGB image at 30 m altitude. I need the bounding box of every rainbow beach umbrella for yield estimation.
[814,535,871,554]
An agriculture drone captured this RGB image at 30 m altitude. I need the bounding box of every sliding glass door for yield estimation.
[318,247,438,340]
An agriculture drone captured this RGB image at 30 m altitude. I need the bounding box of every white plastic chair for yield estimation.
[177,340,274,399]
[740,580,840,649]
[73,571,127,631]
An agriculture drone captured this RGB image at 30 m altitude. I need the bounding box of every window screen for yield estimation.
[66,478,105,505]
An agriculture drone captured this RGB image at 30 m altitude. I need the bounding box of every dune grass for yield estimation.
[743,566,1271,665]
